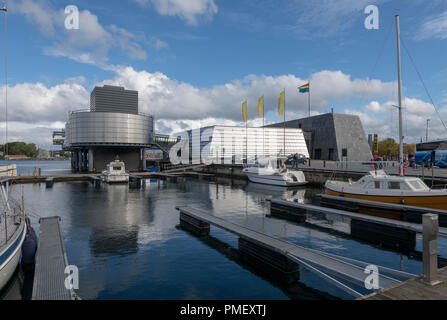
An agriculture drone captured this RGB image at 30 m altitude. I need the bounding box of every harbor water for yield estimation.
[2,161,446,300]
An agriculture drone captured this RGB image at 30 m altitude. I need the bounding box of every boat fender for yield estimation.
[21,217,38,266]
[400,198,405,205]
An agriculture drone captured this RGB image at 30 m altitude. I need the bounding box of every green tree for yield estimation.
[378,138,398,157]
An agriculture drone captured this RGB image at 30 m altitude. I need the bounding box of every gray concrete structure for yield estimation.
[266,113,372,161]
[64,86,153,173]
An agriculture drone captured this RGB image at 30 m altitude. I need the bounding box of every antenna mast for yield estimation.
[395,15,404,177]
[1,2,6,160]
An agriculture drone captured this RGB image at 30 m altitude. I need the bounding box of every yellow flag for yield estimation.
[258,96,263,118]
[242,101,247,123]
[278,90,285,116]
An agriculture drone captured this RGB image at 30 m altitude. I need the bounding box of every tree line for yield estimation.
[0,142,39,159]
[376,138,415,157]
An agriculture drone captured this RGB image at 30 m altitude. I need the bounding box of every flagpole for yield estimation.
[245,101,248,164]
[283,89,286,158]
[262,96,265,158]
[308,80,311,118]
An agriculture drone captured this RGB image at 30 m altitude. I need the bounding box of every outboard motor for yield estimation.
[21,217,37,267]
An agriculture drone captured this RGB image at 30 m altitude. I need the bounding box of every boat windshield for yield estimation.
[408,180,429,190]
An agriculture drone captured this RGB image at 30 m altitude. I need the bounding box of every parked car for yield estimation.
[285,154,308,165]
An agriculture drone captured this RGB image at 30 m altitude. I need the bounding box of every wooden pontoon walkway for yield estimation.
[361,267,447,300]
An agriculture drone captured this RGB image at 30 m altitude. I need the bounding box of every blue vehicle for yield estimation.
[411,150,447,168]
[435,150,447,168]
[285,154,307,166]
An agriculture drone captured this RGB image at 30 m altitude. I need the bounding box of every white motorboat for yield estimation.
[0,181,26,292]
[243,157,307,187]
[101,160,130,183]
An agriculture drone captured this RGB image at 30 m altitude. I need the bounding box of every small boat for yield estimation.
[325,170,447,210]
[326,15,447,210]
[101,159,130,183]
[0,181,26,292]
[243,157,307,187]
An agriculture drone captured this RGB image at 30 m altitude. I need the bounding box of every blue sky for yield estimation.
[1,0,447,148]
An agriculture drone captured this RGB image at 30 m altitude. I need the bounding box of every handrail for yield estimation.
[70,109,153,117]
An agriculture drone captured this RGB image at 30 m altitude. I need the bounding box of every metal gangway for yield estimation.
[176,206,416,298]
[163,163,209,173]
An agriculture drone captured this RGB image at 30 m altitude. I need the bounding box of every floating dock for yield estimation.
[32,217,78,300]
[176,206,414,298]
[269,199,447,251]
[319,194,447,227]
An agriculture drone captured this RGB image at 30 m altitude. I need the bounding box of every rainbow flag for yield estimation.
[298,83,310,93]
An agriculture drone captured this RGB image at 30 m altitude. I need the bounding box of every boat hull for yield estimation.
[101,175,129,184]
[0,223,26,291]
[245,173,307,187]
[325,187,447,210]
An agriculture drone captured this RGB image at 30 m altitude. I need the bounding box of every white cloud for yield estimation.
[416,11,447,40]
[0,81,89,123]
[348,98,447,143]
[12,0,152,66]
[96,66,395,123]
[133,0,218,26]
[0,121,68,149]
[3,66,441,147]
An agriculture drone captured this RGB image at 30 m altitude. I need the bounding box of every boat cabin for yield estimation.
[353,171,430,192]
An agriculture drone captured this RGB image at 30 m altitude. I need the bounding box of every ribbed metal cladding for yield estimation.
[64,111,153,147]
[90,85,138,114]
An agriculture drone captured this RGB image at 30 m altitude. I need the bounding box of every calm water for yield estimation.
[0,160,72,176]
[2,161,446,300]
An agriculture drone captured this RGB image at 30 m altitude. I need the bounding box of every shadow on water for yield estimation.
[266,211,447,269]
[0,264,34,300]
[176,225,339,300]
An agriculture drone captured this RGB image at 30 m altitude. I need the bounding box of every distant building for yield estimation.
[6,155,28,160]
[37,149,50,159]
[266,113,372,161]
[416,139,447,152]
[64,85,153,172]
[177,126,309,164]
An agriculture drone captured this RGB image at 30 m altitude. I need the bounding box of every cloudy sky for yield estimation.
[1,0,447,149]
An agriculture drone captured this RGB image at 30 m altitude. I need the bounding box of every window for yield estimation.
[408,180,425,190]
[374,181,381,189]
[314,149,322,160]
[364,182,374,189]
[328,148,335,161]
[388,181,400,190]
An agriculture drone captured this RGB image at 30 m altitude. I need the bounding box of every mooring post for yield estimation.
[422,213,442,286]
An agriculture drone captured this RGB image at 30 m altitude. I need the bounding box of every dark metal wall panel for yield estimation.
[91,85,138,115]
